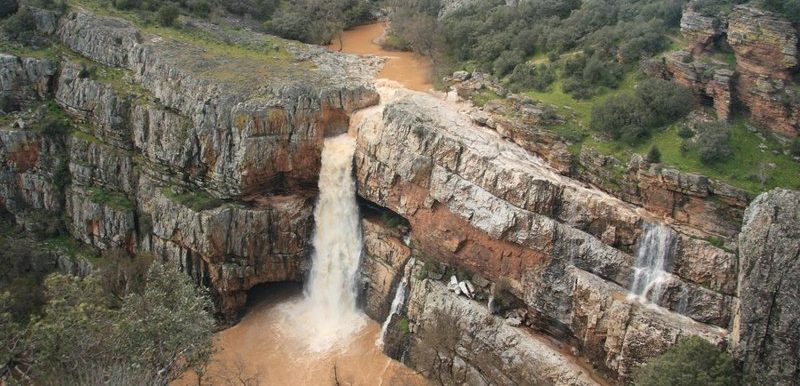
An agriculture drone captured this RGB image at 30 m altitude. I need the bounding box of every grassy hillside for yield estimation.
[386,0,800,194]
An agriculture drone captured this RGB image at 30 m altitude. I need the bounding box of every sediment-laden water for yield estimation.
[176,135,427,385]
[328,22,433,92]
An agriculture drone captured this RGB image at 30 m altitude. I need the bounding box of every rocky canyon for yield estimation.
[1,1,799,385]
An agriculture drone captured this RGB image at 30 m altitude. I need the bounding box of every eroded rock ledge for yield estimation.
[353,85,734,383]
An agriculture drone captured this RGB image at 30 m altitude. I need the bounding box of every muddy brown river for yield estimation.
[329,22,433,92]
[176,284,427,386]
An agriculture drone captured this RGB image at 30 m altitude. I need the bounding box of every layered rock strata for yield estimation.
[0,7,379,318]
[2,5,799,385]
[670,3,800,138]
[354,84,733,383]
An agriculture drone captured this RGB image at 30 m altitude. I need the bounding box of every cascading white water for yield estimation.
[280,133,366,352]
[376,257,416,348]
[629,222,676,304]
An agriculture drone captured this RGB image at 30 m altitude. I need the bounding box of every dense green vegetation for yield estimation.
[100,0,375,44]
[633,336,738,386]
[1,215,214,384]
[390,0,684,96]
[1,262,214,383]
[385,0,800,194]
[591,79,693,144]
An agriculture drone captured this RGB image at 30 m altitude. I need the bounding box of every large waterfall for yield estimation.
[281,133,366,352]
[629,222,677,304]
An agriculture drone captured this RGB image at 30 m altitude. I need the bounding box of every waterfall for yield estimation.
[376,257,416,348]
[284,133,366,352]
[629,222,676,304]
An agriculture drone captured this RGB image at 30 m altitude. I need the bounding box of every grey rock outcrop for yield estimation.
[354,86,736,382]
[65,185,136,251]
[359,217,412,321]
[405,277,600,386]
[56,10,379,197]
[0,54,56,106]
[735,189,800,385]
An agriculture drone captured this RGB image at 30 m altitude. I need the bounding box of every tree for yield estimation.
[158,4,180,26]
[590,93,646,142]
[646,145,662,163]
[2,6,36,42]
[265,0,370,45]
[633,336,738,386]
[697,122,732,164]
[635,79,693,128]
[0,292,25,379]
[21,262,214,383]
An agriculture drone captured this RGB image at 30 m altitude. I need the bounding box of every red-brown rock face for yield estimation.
[727,5,800,138]
[354,85,735,382]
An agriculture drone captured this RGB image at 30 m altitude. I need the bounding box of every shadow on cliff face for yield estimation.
[244,281,303,309]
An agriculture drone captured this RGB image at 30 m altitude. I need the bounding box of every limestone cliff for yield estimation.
[354,84,732,383]
[0,7,379,319]
[735,189,800,385]
[2,5,799,386]
[667,3,800,138]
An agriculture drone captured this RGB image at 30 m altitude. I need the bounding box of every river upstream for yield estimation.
[329,22,433,92]
[177,23,430,386]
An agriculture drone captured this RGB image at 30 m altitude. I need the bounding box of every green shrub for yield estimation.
[39,116,69,136]
[590,93,645,141]
[397,316,410,335]
[78,65,96,79]
[493,49,525,77]
[157,4,180,26]
[635,79,693,128]
[508,63,556,92]
[678,125,695,139]
[2,5,36,42]
[633,336,738,386]
[381,32,411,51]
[380,212,404,228]
[188,0,211,17]
[0,94,18,113]
[0,0,18,18]
[697,122,732,164]
[162,187,223,212]
[646,145,661,163]
[112,0,142,10]
[789,138,800,157]
[89,188,134,210]
[763,0,800,23]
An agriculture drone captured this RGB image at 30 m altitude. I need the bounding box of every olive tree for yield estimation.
[21,262,214,383]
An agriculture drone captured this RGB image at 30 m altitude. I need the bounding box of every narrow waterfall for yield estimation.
[286,133,366,352]
[377,257,416,348]
[629,222,677,304]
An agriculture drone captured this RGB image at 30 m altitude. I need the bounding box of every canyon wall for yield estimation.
[0,7,378,319]
[666,3,800,138]
[353,86,736,383]
[2,5,799,385]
